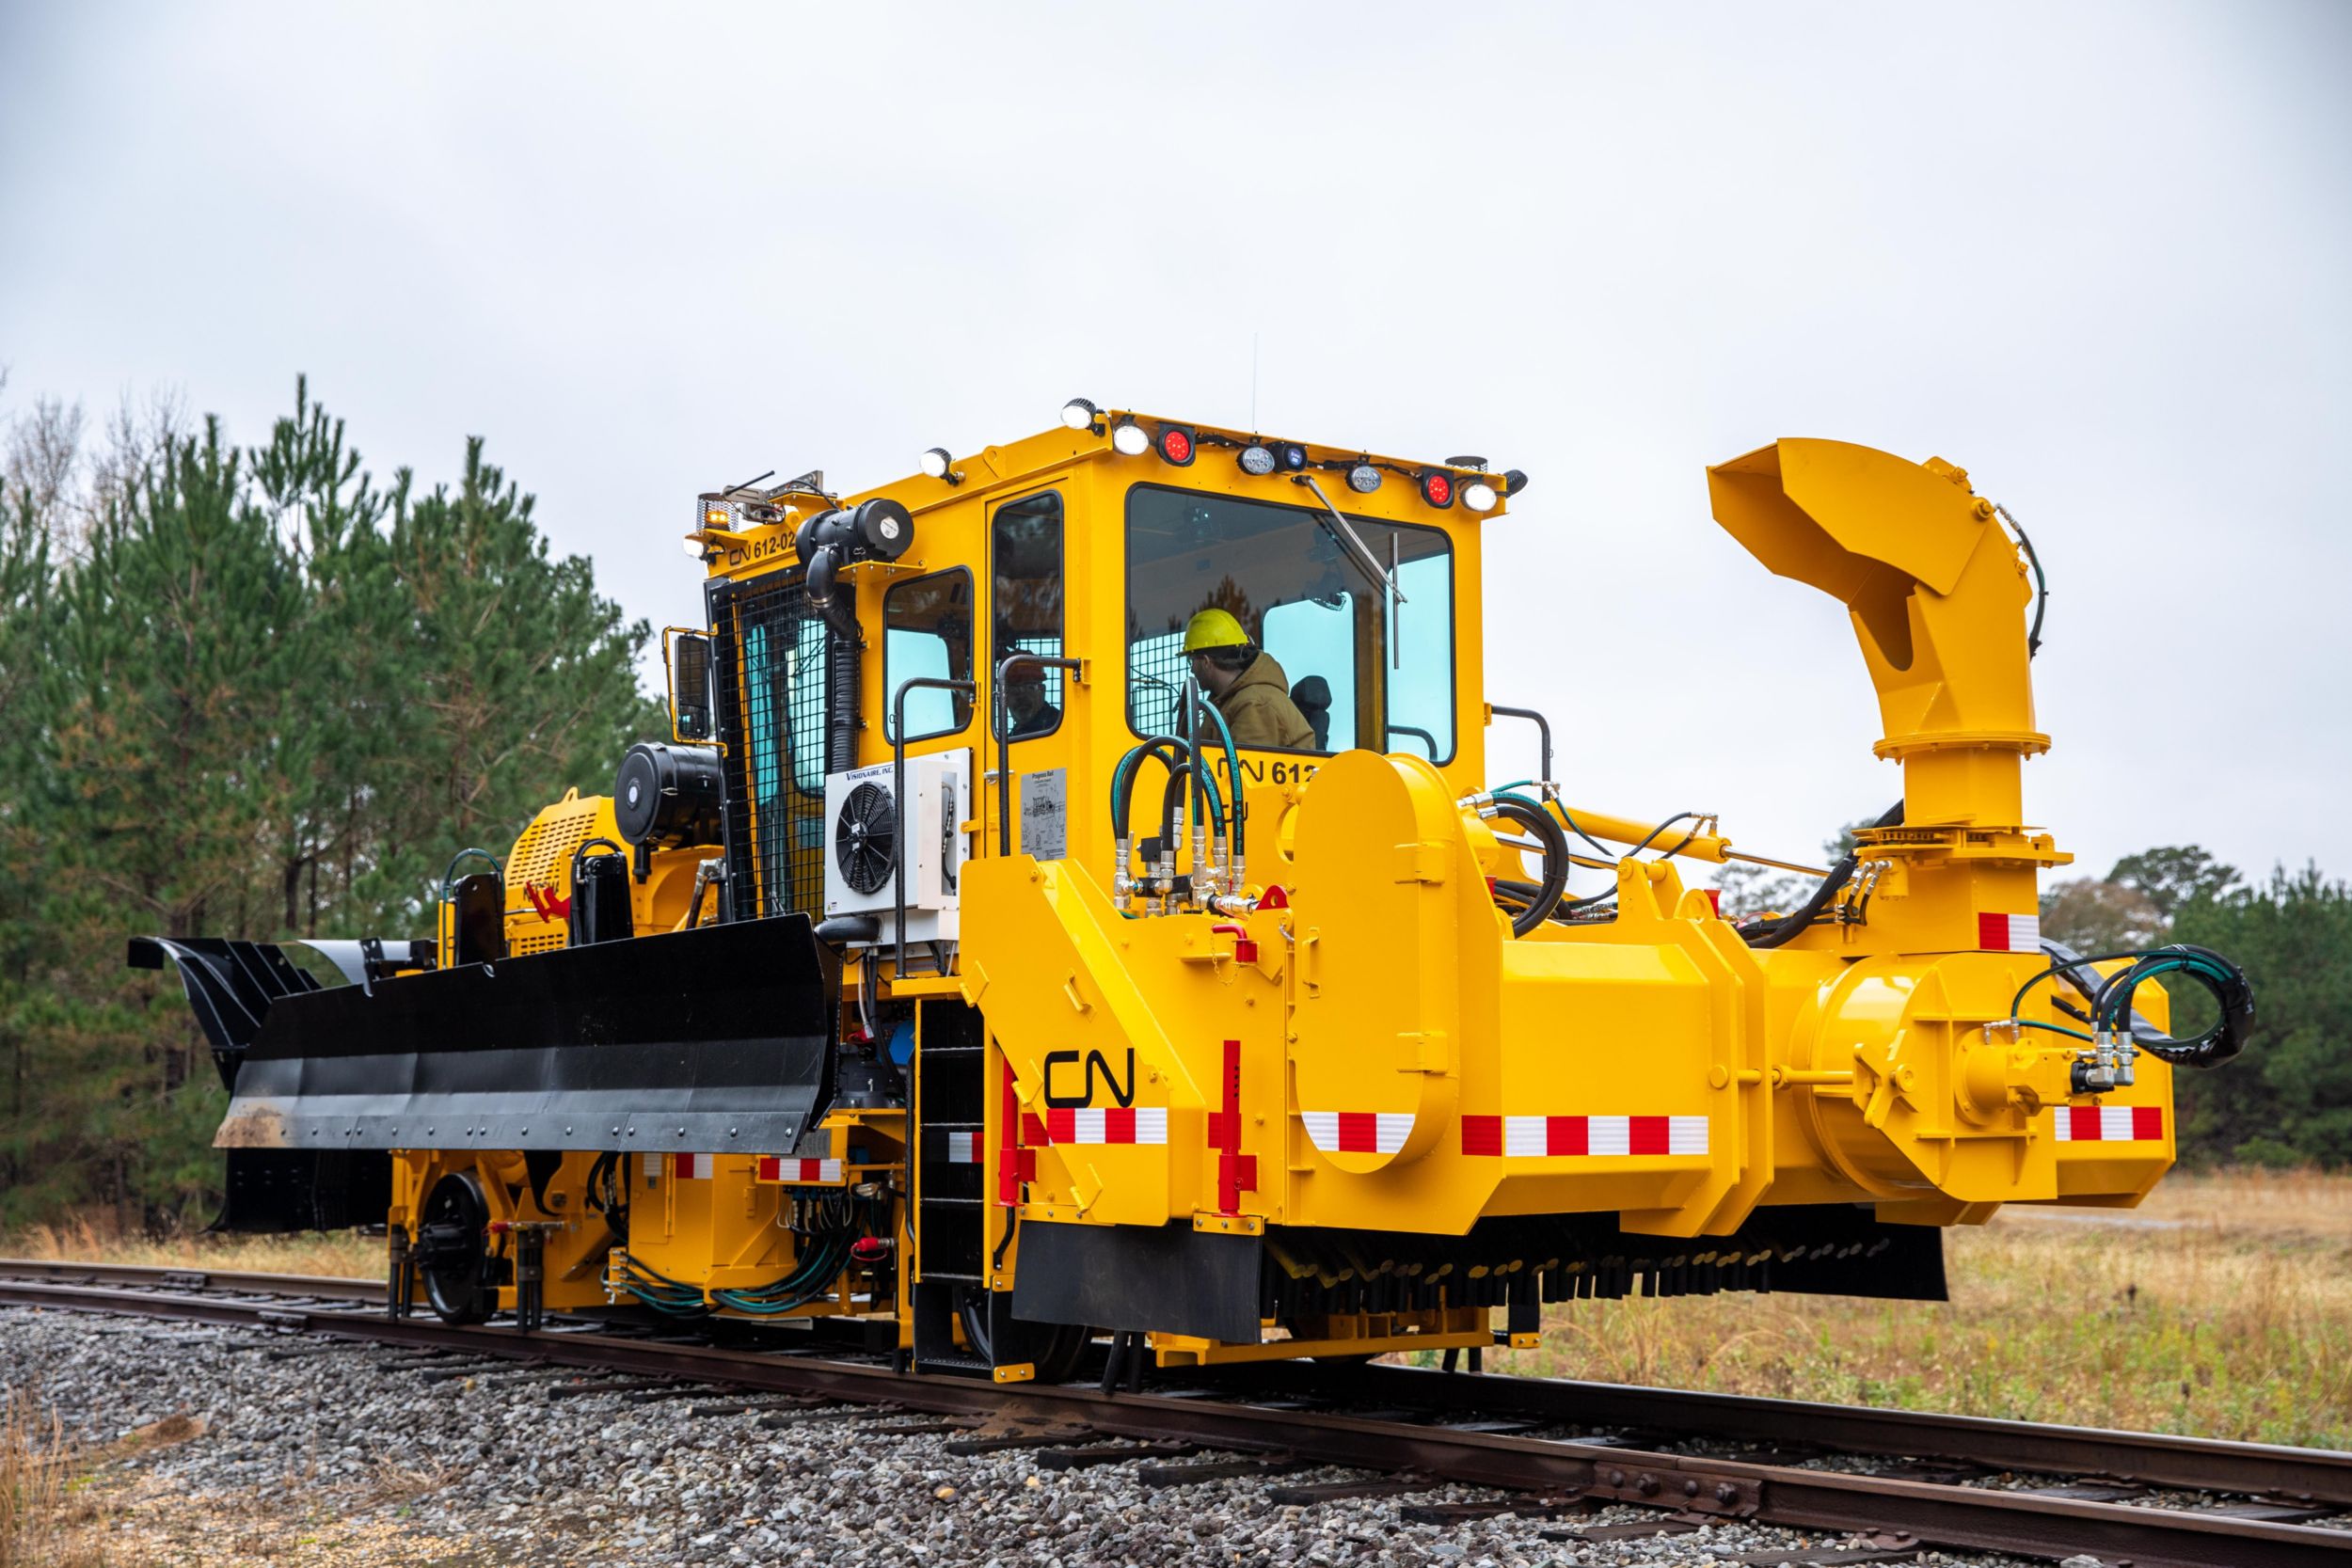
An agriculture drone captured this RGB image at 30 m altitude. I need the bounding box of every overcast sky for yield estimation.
[4,2,2346,888]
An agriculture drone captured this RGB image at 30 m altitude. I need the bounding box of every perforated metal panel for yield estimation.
[501,793,603,957]
[712,576,831,922]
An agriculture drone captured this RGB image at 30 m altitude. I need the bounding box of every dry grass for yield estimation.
[1504,1168,2352,1448]
[1,1389,107,1568]
[4,1219,376,1280]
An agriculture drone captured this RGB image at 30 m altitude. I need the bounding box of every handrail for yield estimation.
[891,675,977,961]
[993,654,1086,857]
[1488,704,1554,796]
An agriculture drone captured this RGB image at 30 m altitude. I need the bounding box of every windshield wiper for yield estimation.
[1290,475,1407,605]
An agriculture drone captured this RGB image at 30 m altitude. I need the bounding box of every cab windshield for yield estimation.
[1124,484,1455,760]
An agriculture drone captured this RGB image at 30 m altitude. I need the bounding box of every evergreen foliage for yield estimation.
[0,380,660,1227]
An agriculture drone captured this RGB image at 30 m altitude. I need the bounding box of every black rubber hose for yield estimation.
[1489,796,1570,935]
[1111,736,1189,840]
[1744,800,1904,949]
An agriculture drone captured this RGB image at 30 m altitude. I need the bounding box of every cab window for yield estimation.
[992,490,1064,739]
[883,568,975,741]
[1123,484,1454,759]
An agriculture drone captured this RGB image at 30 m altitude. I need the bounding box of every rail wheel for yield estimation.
[414,1172,495,1324]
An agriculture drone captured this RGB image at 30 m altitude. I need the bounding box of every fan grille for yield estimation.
[834,781,898,895]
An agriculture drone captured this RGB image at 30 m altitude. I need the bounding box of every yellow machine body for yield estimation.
[345,417,2185,1370]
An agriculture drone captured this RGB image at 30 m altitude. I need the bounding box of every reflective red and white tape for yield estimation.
[755,1155,844,1182]
[2054,1105,2164,1143]
[942,1131,982,1164]
[1037,1106,1168,1146]
[1460,1115,1708,1158]
[1978,912,2042,951]
[1300,1112,1414,1156]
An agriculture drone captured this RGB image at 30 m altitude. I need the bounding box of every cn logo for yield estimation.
[1041,1048,1136,1109]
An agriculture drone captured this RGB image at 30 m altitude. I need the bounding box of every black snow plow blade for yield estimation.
[215,915,838,1155]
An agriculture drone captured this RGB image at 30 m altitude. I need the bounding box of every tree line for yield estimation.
[0,377,660,1228]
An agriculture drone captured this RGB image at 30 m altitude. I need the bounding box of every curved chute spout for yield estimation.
[1707,438,2044,829]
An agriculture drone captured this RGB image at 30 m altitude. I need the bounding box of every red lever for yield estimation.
[1212,923,1259,964]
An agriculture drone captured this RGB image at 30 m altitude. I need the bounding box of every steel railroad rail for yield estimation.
[2,1260,2344,1568]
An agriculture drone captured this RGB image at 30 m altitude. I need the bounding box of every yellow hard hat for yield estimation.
[1183,608,1248,653]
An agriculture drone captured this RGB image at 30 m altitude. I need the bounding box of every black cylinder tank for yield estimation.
[568,839,635,947]
[613,741,723,849]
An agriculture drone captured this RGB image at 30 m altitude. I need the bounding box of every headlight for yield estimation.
[1111,418,1151,456]
[1346,463,1381,494]
[1061,397,1101,431]
[1462,480,1499,513]
[918,446,958,482]
[1238,444,1277,476]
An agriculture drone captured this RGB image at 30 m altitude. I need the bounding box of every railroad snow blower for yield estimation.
[136,408,2253,1379]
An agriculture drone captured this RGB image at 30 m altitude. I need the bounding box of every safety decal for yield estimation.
[1037,1106,1169,1146]
[2053,1105,2163,1143]
[755,1156,843,1182]
[1300,1111,1413,1156]
[1458,1115,1708,1158]
[1977,912,2041,952]
[671,1153,718,1179]
[942,1131,981,1164]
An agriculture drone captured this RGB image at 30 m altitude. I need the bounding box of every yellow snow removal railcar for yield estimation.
[138,404,2251,1378]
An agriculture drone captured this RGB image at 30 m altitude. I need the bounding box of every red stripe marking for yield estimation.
[1547,1116,1588,1157]
[1218,1037,1243,1213]
[1335,1111,1377,1154]
[1022,1112,1049,1147]
[2132,1105,2164,1141]
[1461,1116,1502,1157]
[1045,1107,1075,1146]
[2068,1105,2102,1141]
[671,1153,691,1179]
[1104,1105,1136,1145]
[997,1058,1020,1207]
[755,1156,780,1181]
[1629,1116,1669,1156]
[1977,911,2008,950]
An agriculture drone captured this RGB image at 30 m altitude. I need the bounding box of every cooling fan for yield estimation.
[832,780,898,895]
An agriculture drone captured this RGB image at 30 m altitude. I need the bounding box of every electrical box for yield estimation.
[822,752,970,947]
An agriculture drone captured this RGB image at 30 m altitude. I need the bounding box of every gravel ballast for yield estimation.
[4,1305,2067,1566]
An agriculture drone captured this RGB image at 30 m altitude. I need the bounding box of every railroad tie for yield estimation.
[1137,1455,1311,1487]
[1035,1442,1200,1471]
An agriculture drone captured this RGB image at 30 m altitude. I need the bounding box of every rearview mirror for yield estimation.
[667,629,715,742]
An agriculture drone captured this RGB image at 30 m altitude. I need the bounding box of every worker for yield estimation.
[1183,608,1315,751]
[1004,664,1059,738]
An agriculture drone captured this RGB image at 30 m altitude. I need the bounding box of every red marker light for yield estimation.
[1158,425,1195,466]
[1420,470,1454,509]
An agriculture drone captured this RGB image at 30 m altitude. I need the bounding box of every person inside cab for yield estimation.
[1184,608,1314,751]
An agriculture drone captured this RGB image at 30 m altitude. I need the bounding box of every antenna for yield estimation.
[1250,333,1260,432]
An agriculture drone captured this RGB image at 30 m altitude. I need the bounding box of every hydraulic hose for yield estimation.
[2010,942,2254,1069]
[1743,800,1905,949]
[1487,794,1569,935]
[1112,735,1191,843]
